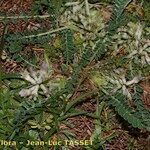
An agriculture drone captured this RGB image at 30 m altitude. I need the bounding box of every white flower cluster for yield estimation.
[19,63,52,100]
[113,22,150,66]
[126,23,150,65]
[105,69,143,100]
[60,1,105,40]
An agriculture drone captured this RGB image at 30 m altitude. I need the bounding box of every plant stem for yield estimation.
[21,26,68,39]
[0,14,50,20]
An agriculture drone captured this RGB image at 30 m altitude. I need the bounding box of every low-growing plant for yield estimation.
[1,0,150,149]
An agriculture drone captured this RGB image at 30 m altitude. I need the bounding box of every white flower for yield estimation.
[135,23,143,47]
[19,85,39,98]
[21,70,36,84]
[19,88,31,97]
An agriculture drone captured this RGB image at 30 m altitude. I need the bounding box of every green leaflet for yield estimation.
[107,91,147,129]
[61,29,76,64]
[93,37,108,61]
[132,91,150,130]
[64,47,93,95]
[107,0,132,33]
